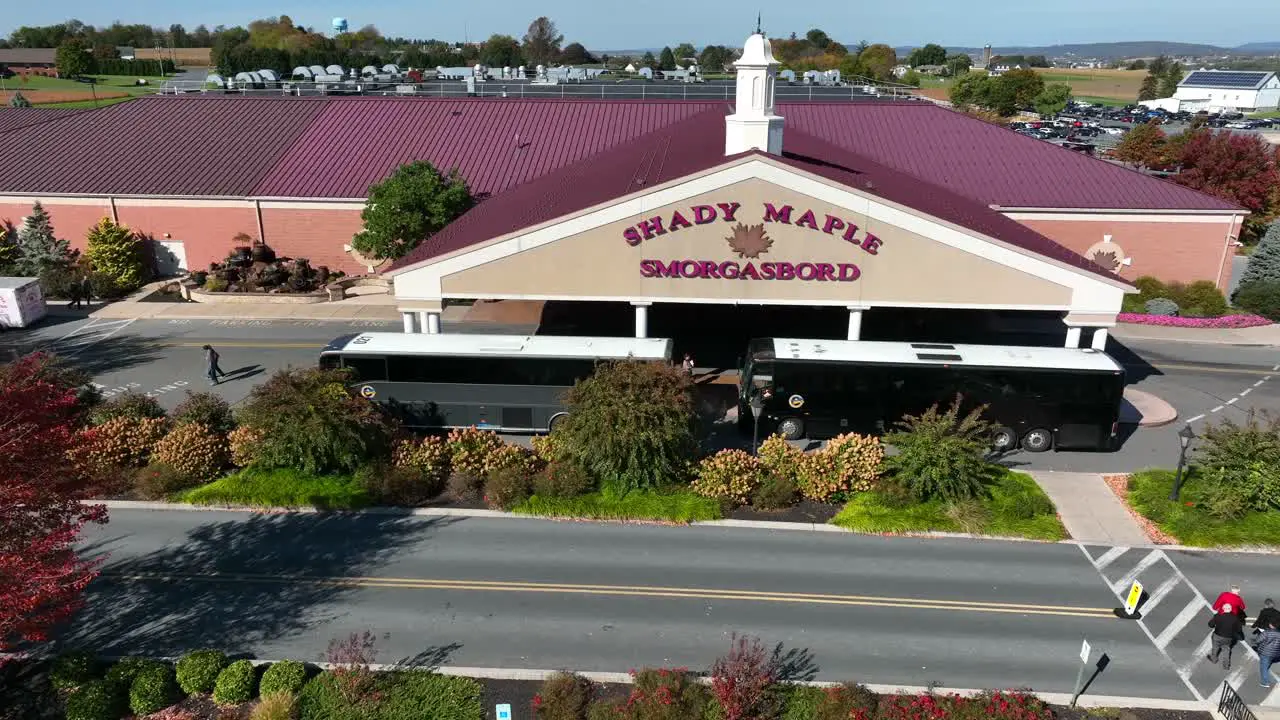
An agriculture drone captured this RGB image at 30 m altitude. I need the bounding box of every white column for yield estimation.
[1065,326,1082,348]
[401,311,417,334]
[846,308,863,341]
[1091,328,1108,350]
[424,312,442,335]
[632,302,650,339]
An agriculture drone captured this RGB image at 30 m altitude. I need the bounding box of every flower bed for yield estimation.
[1116,312,1272,328]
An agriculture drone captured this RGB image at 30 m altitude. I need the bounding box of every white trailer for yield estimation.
[0,277,47,329]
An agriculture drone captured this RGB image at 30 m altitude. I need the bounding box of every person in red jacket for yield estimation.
[1214,585,1247,621]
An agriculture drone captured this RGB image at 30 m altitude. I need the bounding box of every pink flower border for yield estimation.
[1117,312,1273,329]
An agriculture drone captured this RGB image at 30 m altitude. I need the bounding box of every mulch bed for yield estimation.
[1101,474,1176,545]
[726,499,841,524]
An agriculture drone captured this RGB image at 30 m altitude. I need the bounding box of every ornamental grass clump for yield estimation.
[691,449,763,505]
[883,396,1002,503]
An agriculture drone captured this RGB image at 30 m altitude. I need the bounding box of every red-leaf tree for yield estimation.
[1173,130,1279,238]
[0,353,106,651]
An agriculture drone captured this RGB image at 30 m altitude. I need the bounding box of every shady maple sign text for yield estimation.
[621,201,883,255]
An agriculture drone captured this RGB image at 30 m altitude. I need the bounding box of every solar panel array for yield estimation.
[1180,71,1272,89]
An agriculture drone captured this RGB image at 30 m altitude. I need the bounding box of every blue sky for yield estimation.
[5,0,1279,50]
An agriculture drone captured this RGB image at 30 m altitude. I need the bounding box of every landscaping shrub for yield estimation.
[391,435,451,491]
[796,433,883,502]
[790,683,878,720]
[757,433,802,487]
[751,470,798,510]
[88,271,128,300]
[298,669,483,720]
[1133,275,1166,298]
[213,659,258,705]
[533,460,596,499]
[358,461,443,506]
[259,660,308,697]
[1233,280,1280,321]
[972,689,1054,720]
[172,391,236,435]
[445,426,506,477]
[516,489,721,523]
[64,679,126,720]
[1195,413,1280,520]
[535,671,596,720]
[50,649,100,689]
[252,691,298,720]
[1143,297,1179,316]
[106,657,166,687]
[709,634,780,720]
[228,425,263,467]
[588,668,710,720]
[129,664,179,716]
[488,443,545,475]
[326,630,379,705]
[691,449,764,505]
[1166,280,1229,317]
[204,275,229,292]
[485,464,534,510]
[70,415,168,473]
[944,498,991,534]
[236,367,398,475]
[151,422,230,481]
[183,467,369,509]
[1117,312,1272,328]
[447,471,485,502]
[1238,219,1280,287]
[85,217,149,294]
[134,462,204,499]
[883,396,1003,503]
[88,391,166,425]
[176,649,228,695]
[532,431,568,465]
[557,360,699,492]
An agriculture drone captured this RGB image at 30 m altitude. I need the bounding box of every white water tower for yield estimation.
[331,17,349,36]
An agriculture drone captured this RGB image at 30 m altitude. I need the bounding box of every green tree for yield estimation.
[998,67,1045,111]
[1159,62,1183,98]
[804,29,831,49]
[14,202,73,277]
[944,53,972,76]
[351,161,473,261]
[0,220,18,274]
[948,72,989,108]
[85,217,148,293]
[857,43,897,81]
[479,34,522,68]
[557,360,698,493]
[55,38,92,78]
[906,42,946,67]
[673,42,697,61]
[838,54,864,79]
[1137,73,1159,101]
[699,45,727,72]
[521,16,563,66]
[900,69,921,87]
[1032,82,1072,116]
[641,51,657,69]
[1112,121,1168,168]
[1238,220,1280,286]
[1148,55,1170,75]
[560,41,592,64]
[883,396,1002,503]
[1125,59,1147,70]
[659,46,676,70]
[8,91,31,108]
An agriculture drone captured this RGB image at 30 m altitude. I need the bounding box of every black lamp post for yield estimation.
[749,392,765,455]
[1169,424,1196,501]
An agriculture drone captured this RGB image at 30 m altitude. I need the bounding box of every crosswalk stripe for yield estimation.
[1156,598,1206,650]
[1111,550,1164,594]
[1178,634,1214,679]
[1143,575,1183,616]
[1094,546,1129,570]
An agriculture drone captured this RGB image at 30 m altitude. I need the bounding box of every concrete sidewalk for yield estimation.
[51,293,404,322]
[1026,471,1151,546]
[1112,321,1280,346]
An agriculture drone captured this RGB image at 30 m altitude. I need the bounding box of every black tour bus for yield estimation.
[738,337,1126,452]
[320,332,674,432]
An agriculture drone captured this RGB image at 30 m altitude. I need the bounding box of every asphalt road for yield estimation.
[4,315,1275,474]
[76,510,1205,699]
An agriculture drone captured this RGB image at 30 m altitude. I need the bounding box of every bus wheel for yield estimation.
[1020,428,1053,453]
[992,426,1018,453]
[777,417,805,441]
[548,413,569,432]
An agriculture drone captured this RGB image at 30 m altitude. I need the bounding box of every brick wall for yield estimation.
[114,205,259,273]
[1012,216,1238,291]
[259,207,366,276]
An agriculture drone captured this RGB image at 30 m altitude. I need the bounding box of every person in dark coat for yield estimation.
[1256,620,1280,688]
[67,278,83,309]
[80,275,93,309]
[1254,598,1280,631]
[202,345,226,386]
[1208,603,1246,670]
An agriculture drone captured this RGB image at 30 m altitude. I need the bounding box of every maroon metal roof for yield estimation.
[387,109,1124,284]
[780,103,1240,211]
[252,97,722,199]
[0,96,329,196]
[0,107,83,134]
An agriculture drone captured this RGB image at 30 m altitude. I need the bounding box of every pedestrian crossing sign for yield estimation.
[1124,580,1143,615]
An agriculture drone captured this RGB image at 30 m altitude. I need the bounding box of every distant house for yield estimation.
[116,46,136,60]
[915,64,946,75]
[987,63,1023,77]
[891,64,910,79]
[1172,69,1280,112]
[0,48,58,77]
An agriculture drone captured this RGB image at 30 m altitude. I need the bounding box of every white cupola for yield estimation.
[725,24,784,156]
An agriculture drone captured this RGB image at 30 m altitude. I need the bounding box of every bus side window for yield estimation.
[320,354,340,370]
[343,357,388,382]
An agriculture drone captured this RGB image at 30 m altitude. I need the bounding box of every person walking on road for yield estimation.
[67,278,83,309]
[80,275,93,309]
[1255,599,1280,632]
[202,345,226,386]
[1256,619,1280,688]
[1214,585,1247,621]
[1208,603,1246,670]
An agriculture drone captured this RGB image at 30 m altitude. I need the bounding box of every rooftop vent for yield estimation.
[916,353,963,362]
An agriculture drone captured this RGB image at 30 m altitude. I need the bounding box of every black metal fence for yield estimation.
[1219,681,1258,720]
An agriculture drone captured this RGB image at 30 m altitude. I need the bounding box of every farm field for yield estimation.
[135,47,212,66]
[1037,67,1144,102]
[0,74,166,105]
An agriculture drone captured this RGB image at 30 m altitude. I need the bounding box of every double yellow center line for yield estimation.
[102,571,1115,619]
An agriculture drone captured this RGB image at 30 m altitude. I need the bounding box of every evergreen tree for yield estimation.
[1238,220,1280,286]
[8,92,32,108]
[14,202,74,277]
[1158,62,1184,98]
[0,220,18,274]
[1137,73,1159,101]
